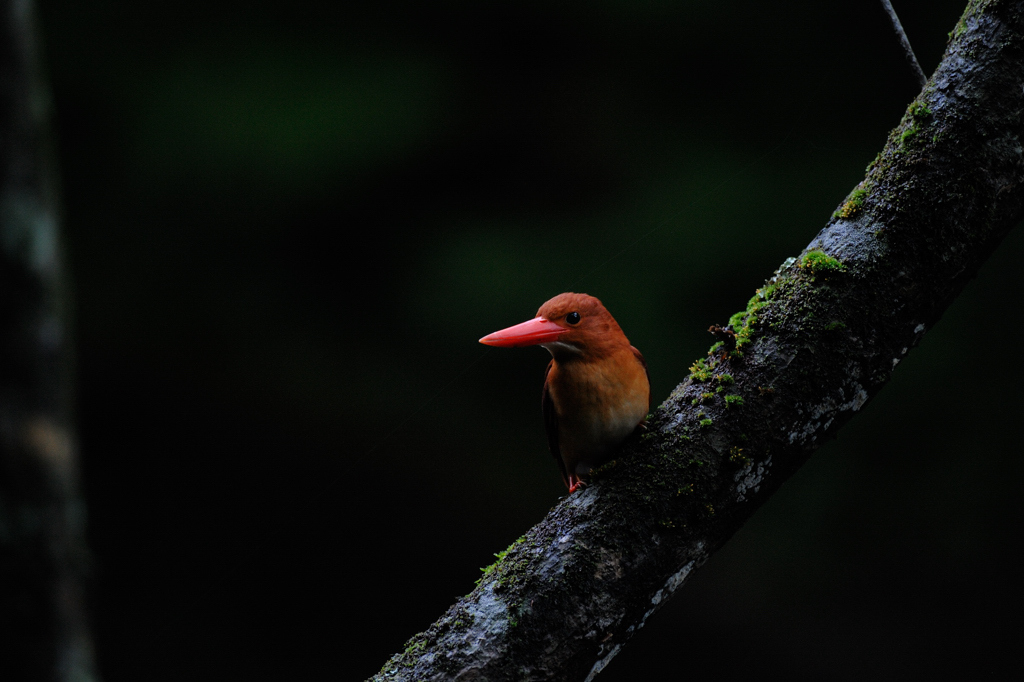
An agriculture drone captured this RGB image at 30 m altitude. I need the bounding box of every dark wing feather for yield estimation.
[631,345,652,413]
[541,360,569,487]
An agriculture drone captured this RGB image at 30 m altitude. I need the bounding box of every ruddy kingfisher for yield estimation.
[480,293,651,492]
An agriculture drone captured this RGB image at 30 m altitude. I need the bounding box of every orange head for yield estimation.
[479,292,630,360]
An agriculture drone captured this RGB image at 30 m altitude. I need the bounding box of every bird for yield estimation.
[479,293,650,492]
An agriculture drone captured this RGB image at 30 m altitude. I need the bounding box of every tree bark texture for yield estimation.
[373,2,1024,680]
[1,1,98,680]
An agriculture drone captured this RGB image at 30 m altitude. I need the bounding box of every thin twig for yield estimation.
[880,0,927,88]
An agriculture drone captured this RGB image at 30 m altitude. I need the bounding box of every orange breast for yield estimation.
[547,348,649,475]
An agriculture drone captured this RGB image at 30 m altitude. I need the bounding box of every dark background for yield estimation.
[35,1,1020,679]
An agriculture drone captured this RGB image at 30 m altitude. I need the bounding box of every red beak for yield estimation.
[479,317,567,348]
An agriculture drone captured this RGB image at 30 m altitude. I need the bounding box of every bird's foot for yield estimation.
[568,479,588,493]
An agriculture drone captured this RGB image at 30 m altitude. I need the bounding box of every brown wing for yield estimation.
[631,345,652,414]
[541,360,569,487]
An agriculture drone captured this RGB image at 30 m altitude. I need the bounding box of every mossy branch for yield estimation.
[373,2,1024,679]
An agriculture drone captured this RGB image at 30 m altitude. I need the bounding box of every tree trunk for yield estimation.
[372,1,1024,679]
[0,1,98,680]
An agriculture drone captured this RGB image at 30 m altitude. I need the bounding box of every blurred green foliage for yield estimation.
[136,42,450,195]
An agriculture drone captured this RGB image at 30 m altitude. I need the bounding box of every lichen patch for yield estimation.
[734,455,772,502]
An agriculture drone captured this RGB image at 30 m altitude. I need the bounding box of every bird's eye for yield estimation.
[566,312,581,325]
